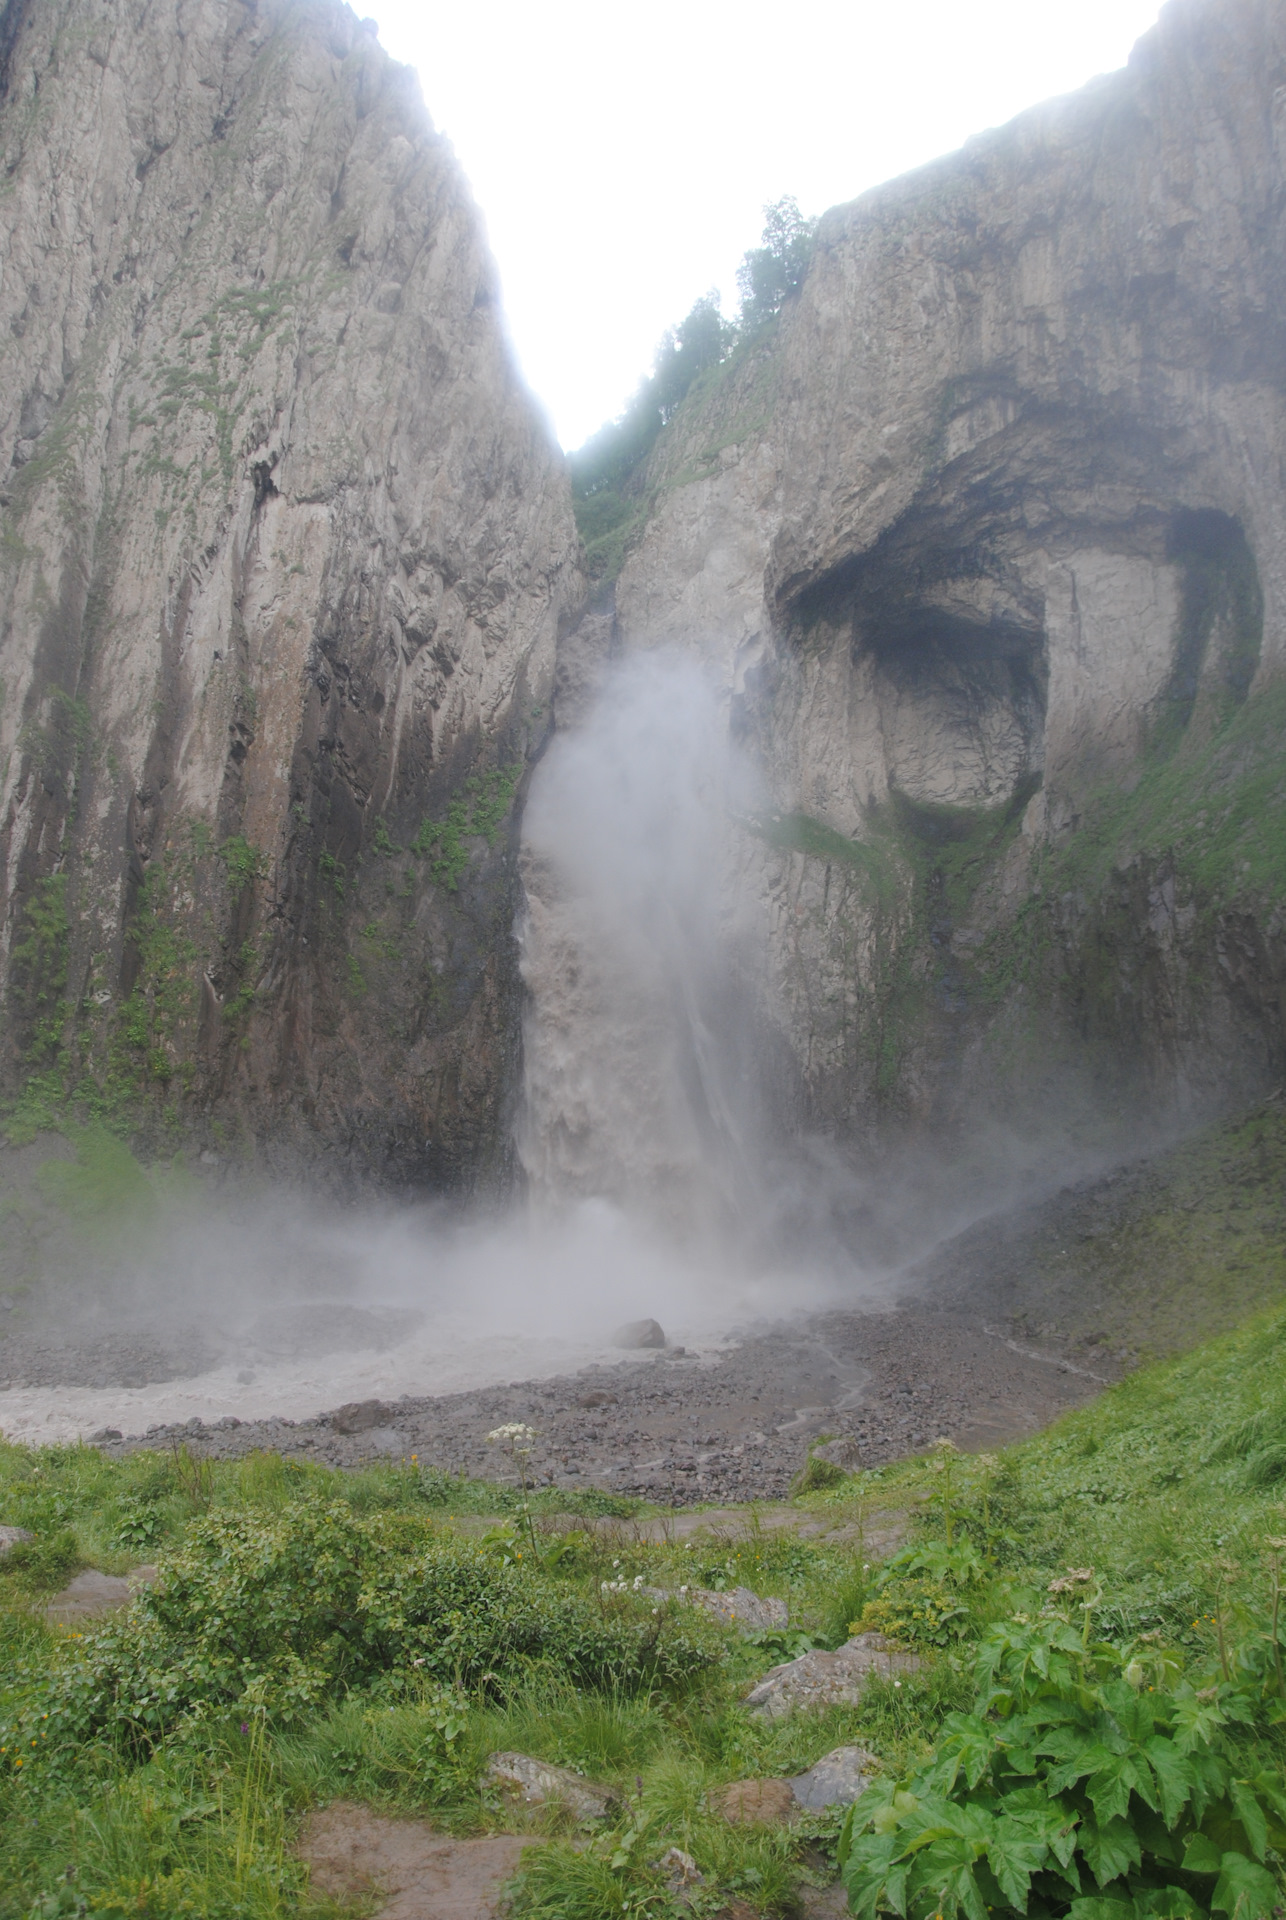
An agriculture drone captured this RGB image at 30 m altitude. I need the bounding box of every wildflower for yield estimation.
[240,1722,250,1734]
[487,1423,535,1445]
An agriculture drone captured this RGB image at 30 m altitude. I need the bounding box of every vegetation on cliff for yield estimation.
[569,197,815,580]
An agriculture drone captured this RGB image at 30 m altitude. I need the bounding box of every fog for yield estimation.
[0,650,1162,1443]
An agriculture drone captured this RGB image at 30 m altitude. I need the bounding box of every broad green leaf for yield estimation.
[1085,1752,1159,1824]
[1228,1780,1268,1863]
[1139,1889,1207,1919]
[1080,1814,1143,1886]
[1146,1737,1197,1826]
[883,1860,909,1915]
[1182,1834,1223,1876]
[985,1824,1049,1907]
[909,1842,990,1920]
[1067,1898,1137,1920]
[933,1714,995,1792]
[1211,1851,1280,1920]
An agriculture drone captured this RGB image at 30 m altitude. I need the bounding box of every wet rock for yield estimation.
[0,1525,33,1553]
[612,1319,667,1350]
[713,1777,799,1826]
[810,1436,863,1471]
[745,1633,921,1719]
[485,1751,617,1823]
[44,1565,157,1627]
[89,1427,123,1443]
[331,1400,394,1436]
[789,1745,877,1810]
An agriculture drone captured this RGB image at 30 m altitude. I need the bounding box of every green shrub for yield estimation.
[15,1502,722,1754]
[838,1590,1286,1920]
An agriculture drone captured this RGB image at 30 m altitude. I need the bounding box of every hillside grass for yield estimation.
[1,1306,1285,1918]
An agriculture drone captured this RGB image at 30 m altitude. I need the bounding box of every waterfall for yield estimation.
[518,648,771,1247]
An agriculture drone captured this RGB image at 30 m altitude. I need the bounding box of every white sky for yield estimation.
[370,1,1163,450]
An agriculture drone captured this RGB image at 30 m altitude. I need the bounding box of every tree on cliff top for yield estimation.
[736,195,816,330]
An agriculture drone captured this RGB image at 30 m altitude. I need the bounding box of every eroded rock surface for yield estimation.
[0,0,581,1185]
[553,0,1286,1154]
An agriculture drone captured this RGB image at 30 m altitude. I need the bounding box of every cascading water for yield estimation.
[518,647,776,1249]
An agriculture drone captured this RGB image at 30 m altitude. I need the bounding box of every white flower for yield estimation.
[633,1574,644,1590]
[486,1422,535,1444]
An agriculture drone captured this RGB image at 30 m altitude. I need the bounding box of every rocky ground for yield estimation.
[85,1303,1099,1502]
[5,1102,1282,1501]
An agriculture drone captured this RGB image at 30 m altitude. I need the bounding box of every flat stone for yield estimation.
[713,1777,799,1826]
[745,1633,921,1719]
[0,1525,33,1553]
[44,1564,157,1627]
[612,1318,667,1349]
[789,1744,877,1810]
[485,1751,617,1823]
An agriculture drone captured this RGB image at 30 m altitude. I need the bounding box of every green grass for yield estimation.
[2,1304,1286,1917]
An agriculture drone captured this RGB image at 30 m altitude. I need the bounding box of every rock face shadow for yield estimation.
[297,1802,535,1920]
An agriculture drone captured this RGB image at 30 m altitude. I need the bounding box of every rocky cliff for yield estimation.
[593,0,1286,1153]
[0,0,582,1185]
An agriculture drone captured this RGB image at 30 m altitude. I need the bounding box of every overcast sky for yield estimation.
[371,0,1163,450]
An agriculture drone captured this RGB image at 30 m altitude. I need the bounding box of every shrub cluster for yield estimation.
[9,1503,721,1756]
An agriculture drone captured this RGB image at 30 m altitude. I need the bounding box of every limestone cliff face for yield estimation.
[601,0,1286,1142]
[0,0,581,1183]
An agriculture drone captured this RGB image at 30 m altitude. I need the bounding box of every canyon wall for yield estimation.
[585,0,1286,1157]
[0,0,581,1186]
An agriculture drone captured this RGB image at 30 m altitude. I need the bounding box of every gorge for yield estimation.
[0,0,1285,1440]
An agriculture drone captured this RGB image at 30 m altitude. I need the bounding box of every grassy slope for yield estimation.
[1,1289,1285,1918]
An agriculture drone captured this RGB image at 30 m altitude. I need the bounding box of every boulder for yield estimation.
[485,1752,617,1824]
[612,1319,667,1350]
[331,1400,394,1436]
[744,1633,921,1719]
[0,1525,33,1554]
[788,1745,877,1810]
[712,1777,799,1826]
[688,1585,789,1632]
[810,1436,863,1472]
